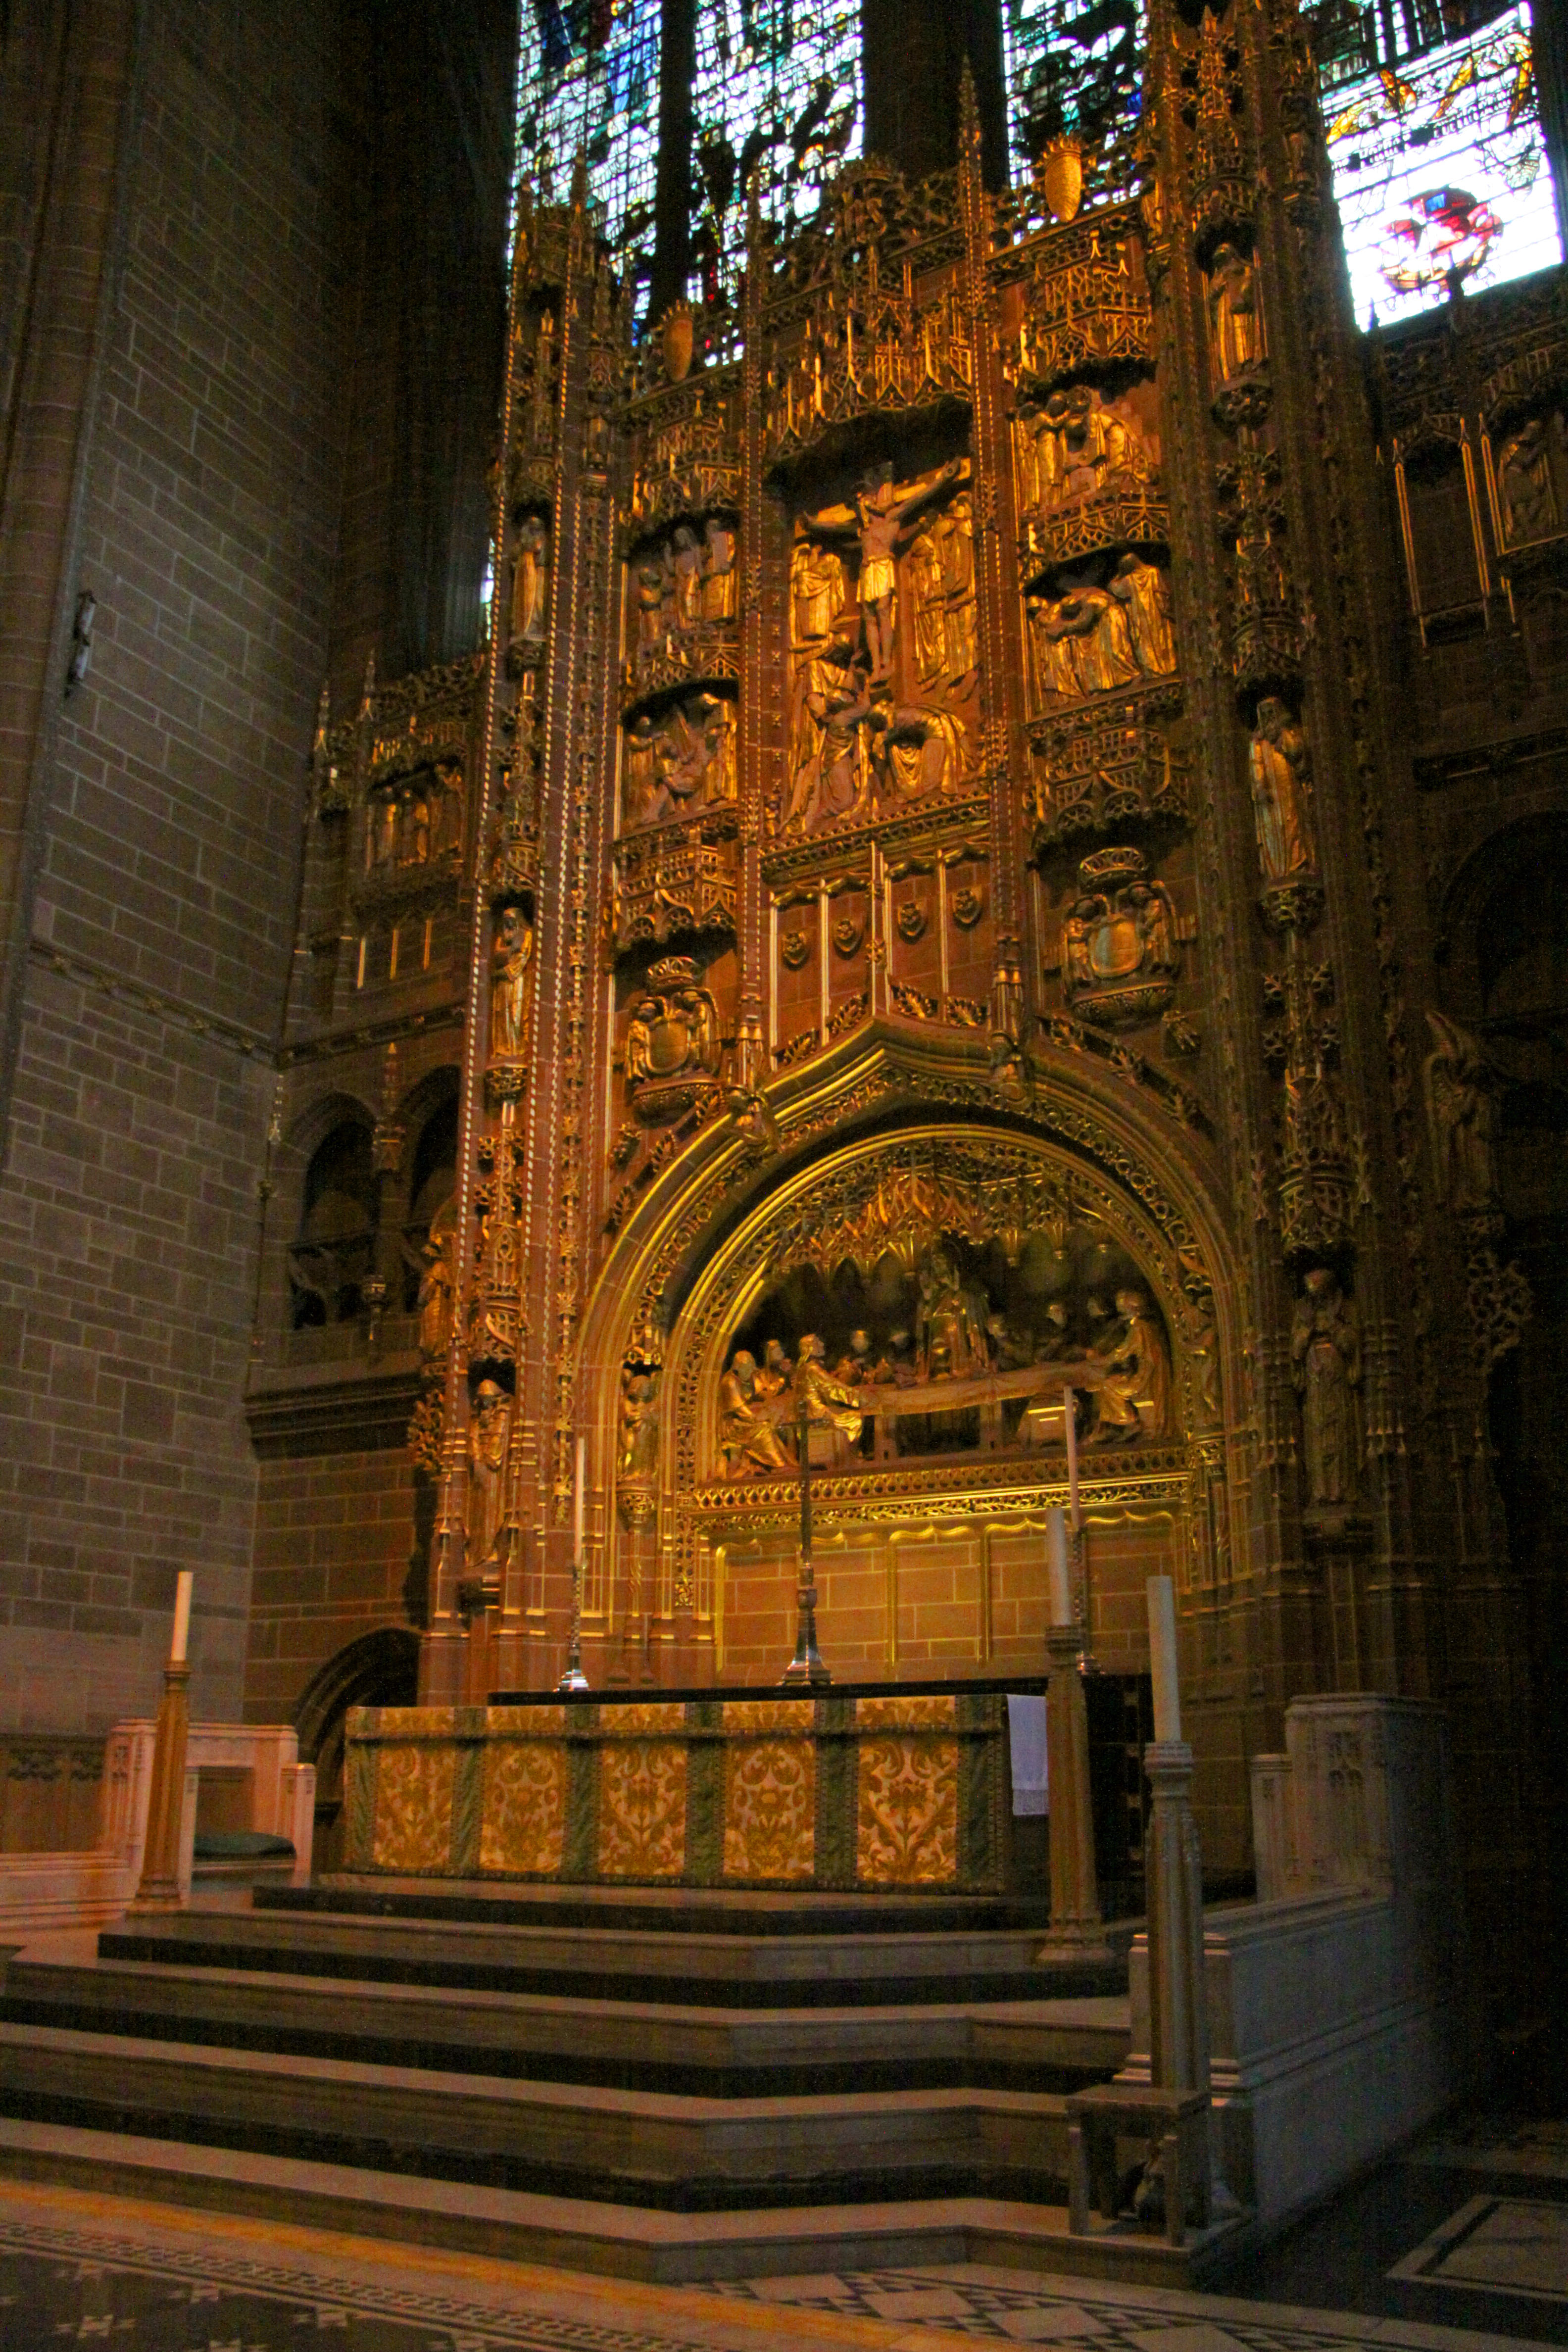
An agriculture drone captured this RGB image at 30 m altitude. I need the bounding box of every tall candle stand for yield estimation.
[132,1570,194,1912]
[782,1397,830,1686]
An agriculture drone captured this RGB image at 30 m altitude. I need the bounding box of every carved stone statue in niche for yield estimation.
[1291,1267,1361,1507]
[634,559,666,648]
[670,524,704,628]
[1016,384,1153,517]
[801,457,963,682]
[1109,553,1177,675]
[466,1378,512,1569]
[702,516,737,619]
[511,513,549,644]
[411,1207,455,1361]
[790,536,846,648]
[1207,243,1266,383]
[624,954,721,1122]
[619,1365,660,1477]
[1423,1010,1498,1216]
[1085,1287,1172,1443]
[1027,583,1141,699]
[786,651,876,833]
[718,1350,793,1477]
[489,905,535,1059]
[907,528,947,684]
[1248,697,1317,885]
[1058,845,1184,1025]
[936,494,978,678]
[623,714,660,826]
[620,691,737,832]
[870,698,968,802]
[1495,413,1561,547]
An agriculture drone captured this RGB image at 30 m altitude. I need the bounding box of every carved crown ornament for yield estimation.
[1049,844,1195,1029]
[762,278,974,467]
[1002,207,1155,392]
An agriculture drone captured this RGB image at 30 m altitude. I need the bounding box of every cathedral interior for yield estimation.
[2,0,1568,2304]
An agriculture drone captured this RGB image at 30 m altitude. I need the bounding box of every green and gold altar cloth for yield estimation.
[343,1687,1023,1891]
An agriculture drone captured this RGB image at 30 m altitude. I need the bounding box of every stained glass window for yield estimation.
[1001,0,1146,186]
[688,0,863,314]
[1311,0,1563,327]
[514,0,661,307]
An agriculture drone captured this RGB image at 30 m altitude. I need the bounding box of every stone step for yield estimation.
[0,1944,1129,2095]
[0,2114,1247,2285]
[263,1875,1064,1938]
[93,1901,1124,2008]
[0,2018,1073,2208]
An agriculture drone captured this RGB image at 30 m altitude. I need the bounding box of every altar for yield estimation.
[345,1681,1049,1893]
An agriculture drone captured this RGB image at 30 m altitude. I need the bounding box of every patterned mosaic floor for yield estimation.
[0,2177,1557,2352]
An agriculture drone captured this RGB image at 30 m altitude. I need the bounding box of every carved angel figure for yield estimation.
[1423,1010,1498,1215]
[1291,1267,1361,1507]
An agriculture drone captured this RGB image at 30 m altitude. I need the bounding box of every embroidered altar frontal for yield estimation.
[343,1688,1018,1890]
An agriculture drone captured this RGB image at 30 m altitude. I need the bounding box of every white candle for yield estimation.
[1046,1507,1072,1626]
[573,1435,586,1562]
[169,1570,193,1666]
[1064,1386,1081,1527]
[1147,1574,1181,1744]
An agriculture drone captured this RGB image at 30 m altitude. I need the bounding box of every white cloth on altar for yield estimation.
[1007,1693,1048,1816]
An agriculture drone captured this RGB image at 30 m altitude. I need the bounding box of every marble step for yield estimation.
[0,2017,1075,2208]
[93,1901,1122,2008]
[0,1942,1129,2094]
[0,2114,1245,2285]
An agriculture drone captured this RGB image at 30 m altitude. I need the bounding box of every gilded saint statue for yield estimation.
[1109,553,1177,676]
[511,513,549,643]
[413,1216,455,1362]
[1207,243,1266,383]
[718,1350,792,1478]
[1028,585,1141,699]
[701,516,738,620]
[907,527,947,684]
[1422,1010,1498,1215]
[870,700,967,802]
[790,535,845,648]
[935,494,978,678]
[489,905,535,1059]
[793,1331,864,1445]
[623,714,660,828]
[670,524,704,628]
[802,458,963,681]
[1248,697,1317,885]
[466,1378,512,1569]
[1291,1268,1361,1507]
[1086,1287,1171,1443]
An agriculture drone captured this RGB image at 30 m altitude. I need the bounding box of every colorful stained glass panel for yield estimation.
[515,0,661,306]
[1319,2,1562,326]
[689,0,863,313]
